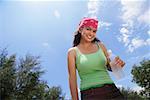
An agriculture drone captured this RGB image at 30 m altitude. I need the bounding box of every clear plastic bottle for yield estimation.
[109,52,125,80]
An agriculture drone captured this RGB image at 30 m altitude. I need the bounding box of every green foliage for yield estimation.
[131,59,150,99]
[119,87,144,100]
[0,49,65,100]
[0,49,16,99]
[45,86,65,100]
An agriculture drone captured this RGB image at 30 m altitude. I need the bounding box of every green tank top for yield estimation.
[75,42,114,91]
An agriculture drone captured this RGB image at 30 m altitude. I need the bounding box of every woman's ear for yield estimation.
[79,28,83,33]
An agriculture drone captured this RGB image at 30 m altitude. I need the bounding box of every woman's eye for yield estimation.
[93,30,96,33]
[86,28,90,30]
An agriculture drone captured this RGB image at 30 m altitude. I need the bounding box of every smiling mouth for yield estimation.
[87,35,94,39]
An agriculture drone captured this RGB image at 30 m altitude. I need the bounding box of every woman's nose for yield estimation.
[89,30,95,34]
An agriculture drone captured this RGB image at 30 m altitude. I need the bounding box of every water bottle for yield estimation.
[108,51,125,80]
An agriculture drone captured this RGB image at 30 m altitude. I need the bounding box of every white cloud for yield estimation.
[146,38,150,45]
[138,9,150,25]
[118,0,149,52]
[128,38,143,52]
[87,0,102,18]
[98,21,112,30]
[121,0,142,22]
[127,38,149,52]
[99,21,112,28]
[148,30,150,36]
[131,38,145,48]
[119,27,131,46]
[120,27,129,34]
[54,10,60,19]
[42,42,49,47]
[118,33,130,47]
[122,34,130,46]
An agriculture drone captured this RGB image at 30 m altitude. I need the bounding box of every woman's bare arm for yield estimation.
[67,48,79,100]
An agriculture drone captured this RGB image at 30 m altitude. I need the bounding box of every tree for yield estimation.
[45,86,65,100]
[0,49,65,100]
[0,49,16,100]
[119,87,144,99]
[14,55,46,99]
[131,59,150,99]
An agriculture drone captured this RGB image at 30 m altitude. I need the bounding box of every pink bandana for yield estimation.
[78,17,98,30]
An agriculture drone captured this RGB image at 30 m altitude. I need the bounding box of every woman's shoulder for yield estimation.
[96,41,103,45]
[96,41,109,54]
[96,41,106,49]
[67,47,77,56]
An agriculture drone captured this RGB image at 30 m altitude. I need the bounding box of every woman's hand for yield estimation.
[114,56,125,67]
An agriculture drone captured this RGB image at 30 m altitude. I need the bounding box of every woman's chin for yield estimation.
[85,38,94,42]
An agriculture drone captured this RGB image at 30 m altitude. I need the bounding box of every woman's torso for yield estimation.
[75,42,113,91]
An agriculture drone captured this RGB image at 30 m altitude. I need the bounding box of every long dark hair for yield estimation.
[73,31,100,47]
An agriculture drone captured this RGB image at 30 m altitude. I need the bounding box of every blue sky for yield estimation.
[0,0,149,99]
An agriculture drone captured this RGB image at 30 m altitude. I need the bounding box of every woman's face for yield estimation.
[80,26,97,42]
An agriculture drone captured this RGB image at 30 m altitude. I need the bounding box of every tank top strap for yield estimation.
[95,42,106,57]
[74,47,81,66]
[74,47,81,56]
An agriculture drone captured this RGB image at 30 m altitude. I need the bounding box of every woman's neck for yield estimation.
[79,40,93,49]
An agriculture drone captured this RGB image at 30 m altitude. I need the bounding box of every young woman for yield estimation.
[67,17,125,100]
